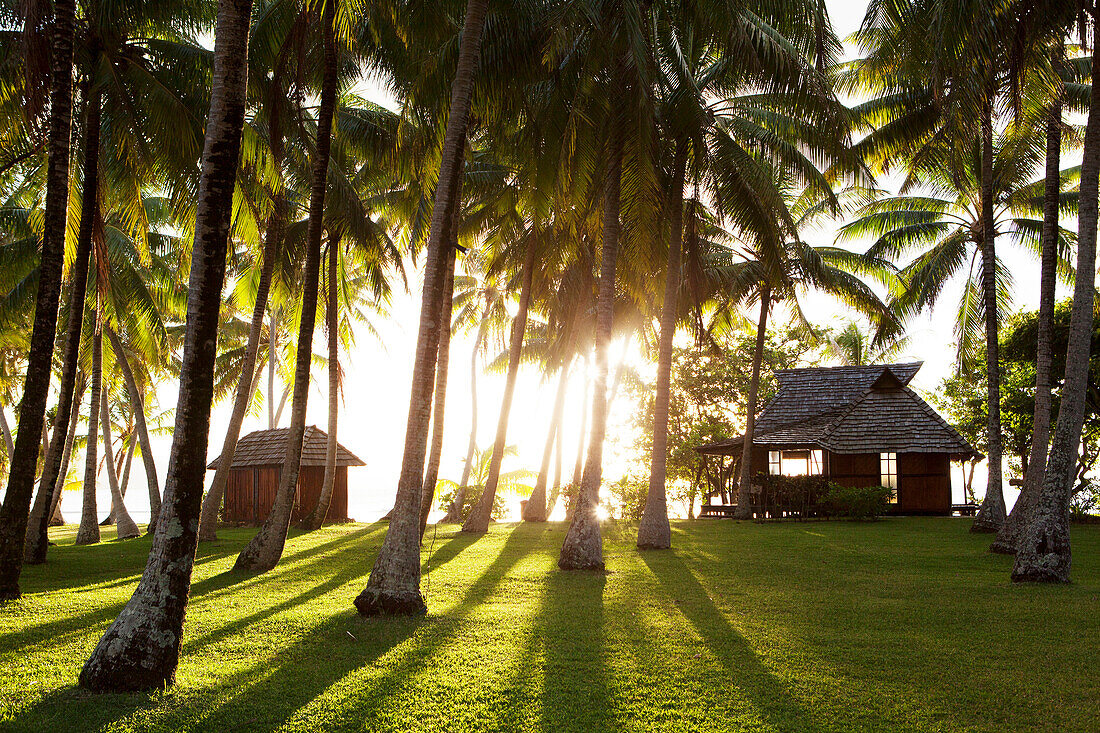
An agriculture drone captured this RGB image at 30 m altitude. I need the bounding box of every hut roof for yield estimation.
[696,363,976,459]
[207,426,365,470]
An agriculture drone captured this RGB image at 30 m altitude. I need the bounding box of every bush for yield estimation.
[820,483,894,520]
[434,481,509,521]
[608,476,648,520]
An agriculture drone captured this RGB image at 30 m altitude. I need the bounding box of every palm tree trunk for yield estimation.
[559,92,625,571]
[268,310,277,429]
[47,375,86,526]
[100,389,139,539]
[305,236,344,531]
[78,0,254,691]
[0,0,76,600]
[441,305,488,523]
[357,0,489,616]
[638,142,687,549]
[972,99,1006,533]
[235,0,337,573]
[419,244,459,538]
[20,39,92,564]
[420,176,465,536]
[0,406,13,463]
[525,358,573,522]
[75,318,103,546]
[463,233,537,533]
[197,136,285,543]
[105,327,162,535]
[119,434,136,500]
[1011,45,1100,584]
[993,86,1062,553]
[565,354,590,521]
[734,287,771,520]
[547,401,564,515]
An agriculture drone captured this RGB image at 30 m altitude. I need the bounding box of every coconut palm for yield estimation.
[0,0,77,602]
[823,320,912,366]
[79,0,256,691]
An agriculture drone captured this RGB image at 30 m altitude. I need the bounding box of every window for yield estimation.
[880,452,898,501]
[769,450,824,477]
[768,451,781,475]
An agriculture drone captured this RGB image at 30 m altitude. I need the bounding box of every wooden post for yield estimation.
[252,467,259,524]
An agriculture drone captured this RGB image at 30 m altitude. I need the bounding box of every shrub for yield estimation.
[820,483,894,520]
[608,476,648,520]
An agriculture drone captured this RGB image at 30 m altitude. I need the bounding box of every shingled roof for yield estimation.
[207,426,365,470]
[697,363,976,458]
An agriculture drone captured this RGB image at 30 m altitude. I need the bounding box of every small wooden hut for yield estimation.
[207,426,365,525]
[695,363,979,516]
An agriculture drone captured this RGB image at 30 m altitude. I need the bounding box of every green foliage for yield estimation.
[821,483,895,520]
[607,475,647,521]
[629,328,813,515]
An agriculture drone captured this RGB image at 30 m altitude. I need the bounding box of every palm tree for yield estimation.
[823,320,911,366]
[0,0,76,602]
[1013,3,1099,583]
[235,0,339,573]
[74,310,103,546]
[79,0,256,691]
[356,0,492,615]
[99,387,139,539]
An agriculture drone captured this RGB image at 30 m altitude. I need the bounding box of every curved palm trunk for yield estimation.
[106,327,161,535]
[75,320,103,546]
[78,0,254,691]
[268,310,277,428]
[306,237,344,531]
[100,390,139,539]
[119,435,137,500]
[972,102,1006,533]
[357,0,489,616]
[441,307,488,523]
[23,84,100,564]
[235,0,337,573]
[547,403,564,515]
[47,375,87,526]
[1011,47,1100,584]
[0,407,13,463]
[525,359,572,522]
[992,91,1062,553]
[463,234,537,533]
[638,143,687,549]
[0,0,76,600]
[559,99,625,571]
[734,287,770,520]
[419,244,459,538]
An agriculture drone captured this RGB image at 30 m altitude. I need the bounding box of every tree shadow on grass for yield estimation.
[640,550,817,732]
[205,524,540,732]
[534,569,610,732]
[420,528,479,575]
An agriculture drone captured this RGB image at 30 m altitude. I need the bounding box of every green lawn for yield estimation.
[1,518,1097,732]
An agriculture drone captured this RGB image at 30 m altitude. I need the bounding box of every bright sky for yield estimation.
[62,0,1056,525]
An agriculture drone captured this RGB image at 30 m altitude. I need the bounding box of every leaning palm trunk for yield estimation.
[638,143,687,549]
[419,244,459,538]
[525,358,572,522]
[734,288,770,520]
[1011,46,1100,584]
[565,357,590,521]
[235,1,337,573]
[547,406,564,515]
[19,46,93,566]
[972,102,1006,533]
[357,0,489,616]
[75,320,104,546]
[420,182,464,535]
[464,234,537,533]
[0,0,76,601]
[441,305,488,523]
[100,390,139,539]
[106,327,161,535]
[47,375,87,526]
[305,236,344,531]
[78,0,254,691]
[198,89,286,543]
[992,91,1062,553]
[559,96,625,571]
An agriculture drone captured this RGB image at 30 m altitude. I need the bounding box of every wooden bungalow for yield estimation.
[207,426,365,525]
[695,363,979,516]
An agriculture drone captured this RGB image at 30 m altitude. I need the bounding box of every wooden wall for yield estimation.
[223,465,350,525]
[826,451,951,514]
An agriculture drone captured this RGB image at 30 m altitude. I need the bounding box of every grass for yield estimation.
[1,518,1097,732]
